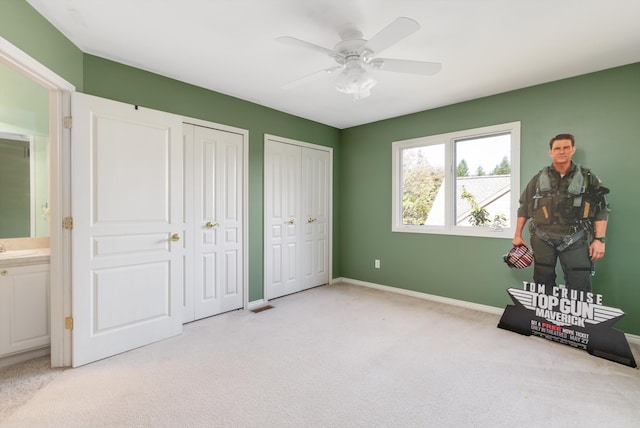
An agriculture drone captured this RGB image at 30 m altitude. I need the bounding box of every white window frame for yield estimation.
[392,121,520,239]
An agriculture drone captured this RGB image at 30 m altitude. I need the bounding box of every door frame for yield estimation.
[184,117,250,311]
[263,134,333,302]
[0,37,75,367]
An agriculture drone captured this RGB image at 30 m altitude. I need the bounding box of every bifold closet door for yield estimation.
[300,146,330,289]
[264,138,329,300]
[184,124,244,322]
[264,140,301,300]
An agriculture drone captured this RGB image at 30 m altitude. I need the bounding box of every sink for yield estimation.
[0,249,40,259]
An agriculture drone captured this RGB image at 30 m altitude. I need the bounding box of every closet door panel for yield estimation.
[186,124,244,321]
[264,140,301,300]
[265,138,330,300]
[301,147,330,289]
[217,134,243,311]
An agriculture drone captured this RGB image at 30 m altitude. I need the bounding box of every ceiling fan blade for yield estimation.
[363,17,420,56]
[281,66,343,90]
[370,58,442,75]
[276,36,337,57]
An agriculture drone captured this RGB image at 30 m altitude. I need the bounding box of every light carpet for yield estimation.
[0,356,64,423]
[2,282,639,427]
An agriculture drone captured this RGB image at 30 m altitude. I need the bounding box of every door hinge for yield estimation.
[65,316,74,330]
[63,216,73,230]
[63,116,73,129]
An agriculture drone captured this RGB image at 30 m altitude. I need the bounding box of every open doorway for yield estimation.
[0,36,74,367]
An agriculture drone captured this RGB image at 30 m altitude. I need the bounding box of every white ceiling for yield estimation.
[27,0,640,129]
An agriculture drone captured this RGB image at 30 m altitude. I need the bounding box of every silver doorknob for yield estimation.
[171,233,181,242]
[205,222,219,229]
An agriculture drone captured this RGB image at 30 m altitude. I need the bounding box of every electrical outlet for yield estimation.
[375,259,380,269]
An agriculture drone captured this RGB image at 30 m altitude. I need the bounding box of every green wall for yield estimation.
[340,63,640,334]
[3,1,640,335]
[0,1,79,240]
[81,55,341,302]
[1,1,341,302]
[0,60,49,135]
[0,20,52,240]
[0,0,83,90]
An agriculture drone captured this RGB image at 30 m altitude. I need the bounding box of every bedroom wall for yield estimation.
[3,1,640,335]
[81,55,342,302]
[0,0,83,90]
[339,62,640,334]
[0,61,50,238]
[1,1,341,303]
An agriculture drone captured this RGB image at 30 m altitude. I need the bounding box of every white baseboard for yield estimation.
[340,277,504,316]
[0,347,50,368]
[338,277,640,346]
[626,333,640,346]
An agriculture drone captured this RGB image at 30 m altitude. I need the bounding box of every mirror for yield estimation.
[0,60,50,238]
[0,132,49,238]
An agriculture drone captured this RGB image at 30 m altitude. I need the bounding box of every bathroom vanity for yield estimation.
[0,248,51,366]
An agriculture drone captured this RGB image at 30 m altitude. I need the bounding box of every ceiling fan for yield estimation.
[277,17,442,100]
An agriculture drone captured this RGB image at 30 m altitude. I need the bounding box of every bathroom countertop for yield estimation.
[0,248,51,268]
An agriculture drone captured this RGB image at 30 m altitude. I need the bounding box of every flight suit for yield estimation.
[517,162,610,292]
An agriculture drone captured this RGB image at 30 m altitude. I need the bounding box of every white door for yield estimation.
[71,93,184,367]
[264,139,301,300]
[183,123,244,322]
[264,137,330,300]
[301,147,330,289]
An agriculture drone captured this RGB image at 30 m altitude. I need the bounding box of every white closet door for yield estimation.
[301,147,330,289]
[264,139,301,300]
[71,93,184,367]
[264,137,330,300]
[183,124,244,321]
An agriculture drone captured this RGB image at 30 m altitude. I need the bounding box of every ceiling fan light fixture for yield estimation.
[279,17,441,100]
[334,61,377,100]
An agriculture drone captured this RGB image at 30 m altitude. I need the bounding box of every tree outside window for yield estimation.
[392,122,520,238]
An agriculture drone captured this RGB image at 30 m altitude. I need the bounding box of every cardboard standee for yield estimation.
[498,284,637,368]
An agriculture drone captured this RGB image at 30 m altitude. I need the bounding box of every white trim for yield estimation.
[0,37,75,92]
[0,347,50,369]
[340,277,640,346]
[392,121,520,239]
[626,333,640,346]
[263,134,333,303]
[183,117,248,138]
[53,90,72,367]
[264,133,333,153]
[0,36,75,367]
[0,132,30,140]
[340,277,504,315]
[28,135,36,236]
[183,117,250,310]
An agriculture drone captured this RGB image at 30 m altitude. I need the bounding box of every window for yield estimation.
[392,122,520,238]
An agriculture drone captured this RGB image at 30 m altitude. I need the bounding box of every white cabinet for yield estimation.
[0,264,50,357]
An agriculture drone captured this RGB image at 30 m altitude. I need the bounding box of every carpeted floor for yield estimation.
[0,355,64,423]
[2,282,639,427]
